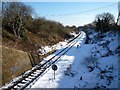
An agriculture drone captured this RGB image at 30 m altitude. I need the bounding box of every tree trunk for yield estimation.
[12,24,17,38]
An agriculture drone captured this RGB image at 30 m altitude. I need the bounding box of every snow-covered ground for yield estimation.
[1,31,80,89]
[2,30,118,89]
[28,30,119,89]
[38,32,77,55]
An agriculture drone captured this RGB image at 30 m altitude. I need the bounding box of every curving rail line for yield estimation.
[3,32,82,90]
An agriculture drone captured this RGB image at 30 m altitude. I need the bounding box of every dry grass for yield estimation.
[1,24,74,85]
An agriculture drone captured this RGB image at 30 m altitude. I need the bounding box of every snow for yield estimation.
[1,30,118,89]
[38,32,79,55]
[108,38,118,51]
[28,30,118,89]
[38,41,68,55]
[28,31,87,88]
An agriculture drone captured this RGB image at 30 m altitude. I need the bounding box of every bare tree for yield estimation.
[94,13,115,33]
[2,2,33,38]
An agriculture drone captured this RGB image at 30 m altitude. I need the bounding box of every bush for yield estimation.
[2,29,16,41]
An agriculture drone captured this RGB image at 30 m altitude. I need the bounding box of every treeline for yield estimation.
[26,17,74,40]
[78,12,119,34]
[2,2,77,63]
[78,12,119,45]
[2,2,76,41]
[2,2,77,46]
[2,2,32,39]
[94,12,119,33]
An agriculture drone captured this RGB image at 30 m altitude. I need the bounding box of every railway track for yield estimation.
[3,32,82,90]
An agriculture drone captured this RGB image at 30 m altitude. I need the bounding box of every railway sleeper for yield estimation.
[40,66,46,69]
[31,73,38,77]
[21,80,29,83]
[14,85,21,89]
[36,70,43,73]
[14,83,24,88]
[14,36,78,89]
[17,83,25,87]
[7,79,24,89]
[41,65,48,69]
[25,78,32,81]
[20,81,27,84]
[12,78,24,84]
[40,68,46,73]
[33,71,39,74]
[28,76,36,79]
[30,74,37,78]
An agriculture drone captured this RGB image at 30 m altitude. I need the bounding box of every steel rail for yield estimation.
[3,32,81,90]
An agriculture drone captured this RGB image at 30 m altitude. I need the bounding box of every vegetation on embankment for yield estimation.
[1,2,79,86]
[78,12,119,37]
[2,2,78,64]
